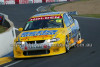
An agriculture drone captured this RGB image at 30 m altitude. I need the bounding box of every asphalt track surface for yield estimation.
[0,3,100,67]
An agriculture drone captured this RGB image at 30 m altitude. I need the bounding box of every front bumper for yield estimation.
[14,42,66,58]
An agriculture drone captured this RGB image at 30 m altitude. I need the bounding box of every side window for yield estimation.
[63,14,71,27]
[67,15,74,24]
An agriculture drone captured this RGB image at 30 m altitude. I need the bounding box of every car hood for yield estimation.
[16,28,65,42]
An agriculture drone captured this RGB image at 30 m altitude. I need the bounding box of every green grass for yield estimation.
[80,0,89,1]
[51,6,57,12]
[78,14,100,18]
[50,0,85,12]
[0,25,7,33]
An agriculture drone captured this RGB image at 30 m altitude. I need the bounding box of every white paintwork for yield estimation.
[29,0,33,3]
[0,0,4,4]
[0,13,16,57]
[0,0,4,3]
[4,0,15,5]
[34,0,42,3]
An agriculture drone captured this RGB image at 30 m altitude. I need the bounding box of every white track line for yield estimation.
[4,60,23,67]
[36,6,43,12]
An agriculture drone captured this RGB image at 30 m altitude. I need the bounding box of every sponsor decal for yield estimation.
[20,44,50,50]
[56,19,62,23]
[29,16,62,21]
[21,35,52,40]
[21,30,58,37]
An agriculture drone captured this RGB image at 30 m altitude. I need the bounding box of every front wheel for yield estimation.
[65,37,70,53]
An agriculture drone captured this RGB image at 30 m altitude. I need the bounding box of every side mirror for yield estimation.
[18,28,23,32]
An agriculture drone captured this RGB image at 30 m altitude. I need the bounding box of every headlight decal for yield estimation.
[16,41,25,45]
[46,38,60,43]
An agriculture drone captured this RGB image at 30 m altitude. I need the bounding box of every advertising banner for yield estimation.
[4,0,15,5]
[46,0,55,2]
[15,0,29,4]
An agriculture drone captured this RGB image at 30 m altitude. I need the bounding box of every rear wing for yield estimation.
[67,11,78,15]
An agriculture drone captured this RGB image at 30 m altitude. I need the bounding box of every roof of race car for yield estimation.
[28,11,77,22]
[33,12,65,17]
[28,12,65,21]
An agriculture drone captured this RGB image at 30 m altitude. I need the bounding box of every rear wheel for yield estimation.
[75,30,81,47]
[78,31,81,40]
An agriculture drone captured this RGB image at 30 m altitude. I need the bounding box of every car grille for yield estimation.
[23,50,50,56]
[27,41,35,44]
[26,40,45,44]
[36,40,45,43]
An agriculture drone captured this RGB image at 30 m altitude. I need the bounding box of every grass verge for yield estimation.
[0,25,7,33]
[51,5,56,12]
[80,0,89,1]
[50,2,68,12]
[78,14,100,18]
[50,1,100,18]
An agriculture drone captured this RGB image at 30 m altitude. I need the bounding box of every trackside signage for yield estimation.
[4,0,15,5]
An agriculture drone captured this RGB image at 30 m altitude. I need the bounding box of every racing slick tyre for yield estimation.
[75,30,81,47]
[65,36,70,53]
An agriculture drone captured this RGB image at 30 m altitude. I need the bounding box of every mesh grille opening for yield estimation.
[36,40,45,43]
[23,50,50,56]
[27,41,35,44]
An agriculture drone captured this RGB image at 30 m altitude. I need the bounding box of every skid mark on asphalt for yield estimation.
[90,51,96,55]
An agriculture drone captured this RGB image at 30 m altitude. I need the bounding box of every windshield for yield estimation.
[24,19,64,31]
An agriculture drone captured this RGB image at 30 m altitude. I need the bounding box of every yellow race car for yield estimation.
[13,12,84,58]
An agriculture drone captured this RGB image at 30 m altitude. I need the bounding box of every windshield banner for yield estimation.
[28,16,62,21]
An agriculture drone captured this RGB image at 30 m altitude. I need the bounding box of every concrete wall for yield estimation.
[0,13,16,57]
